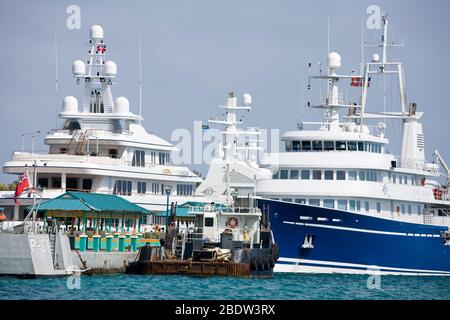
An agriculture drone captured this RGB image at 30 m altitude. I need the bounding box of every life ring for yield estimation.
[226,217,238,228]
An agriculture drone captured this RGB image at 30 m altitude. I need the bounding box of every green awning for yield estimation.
[30,191,150,215]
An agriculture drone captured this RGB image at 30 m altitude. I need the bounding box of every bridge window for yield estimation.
[365,201,370,212]
[301,141,312,151]
[309,199,320,207]
[324,141,335,151]
[280,170,288,180]
[301,170,310,180]
[312,170,322,180]
[336,171,346,180]
[292,141,301,151]
[336,141,347,151]
[114,180,132,196]
[295,199,306,204]
[348,141,357,151]
[358,142,364,151]
[159,153,170,165]
[324,170,333,180]
[290,170,299,179]
[312,141,323,151]
[376,202,381,213]
[349,171,357,181]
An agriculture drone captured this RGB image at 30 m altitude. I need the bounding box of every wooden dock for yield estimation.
[126,260,251,277]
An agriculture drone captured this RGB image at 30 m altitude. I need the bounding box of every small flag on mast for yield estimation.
[351,77,371,87]
[14,170,32,204]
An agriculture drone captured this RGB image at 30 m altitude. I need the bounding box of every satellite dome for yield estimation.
[114,97,129,114]
[90,25,104,39]
[72,60,85,75]
[62,96,78,113]
[327,52,342,69]
[243,93,252,106]
[105,61,117,76]
[372,53,380,62]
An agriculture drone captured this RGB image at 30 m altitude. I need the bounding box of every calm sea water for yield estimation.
[0,273,449,300]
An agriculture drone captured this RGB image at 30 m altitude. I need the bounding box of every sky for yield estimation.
[0,0,449,182]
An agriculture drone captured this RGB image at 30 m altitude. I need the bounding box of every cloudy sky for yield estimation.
[0,0,449,182]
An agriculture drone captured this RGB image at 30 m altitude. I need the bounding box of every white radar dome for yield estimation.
[372,53,380,62]
[327,52,342,69]
[105,61,117,76]
[114,97,130,114]
[90,25,104,39]
[62,96,78,113]
[72,60,85,75]
[243,93,252,106]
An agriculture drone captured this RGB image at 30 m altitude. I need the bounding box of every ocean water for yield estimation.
[1,273,449,300]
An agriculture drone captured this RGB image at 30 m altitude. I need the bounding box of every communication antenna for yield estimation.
[54,31,59,128]
[138,32,143,124]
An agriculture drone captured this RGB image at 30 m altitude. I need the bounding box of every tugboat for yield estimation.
[126,165,278,277]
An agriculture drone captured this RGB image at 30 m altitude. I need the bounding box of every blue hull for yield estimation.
[256,199,450,275]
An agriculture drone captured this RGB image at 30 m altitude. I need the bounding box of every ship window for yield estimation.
[359,171,366,181]
[280,170,289,180]
[324,170,333,180]
[151,182,160,194]
[290,170,299,179]
[301,141,312,151]
[292,141,301,151]
[356,201,361,211]
[312,141,323,151]
[204,217,214,227]
[37,178,48,188]
[364,142,369,152]
[285,141,292,151]
[295,199,306,204]
[132,150,146,167]
[324,141,335,151]
[109,149,118,159]
[137,181,147,194]
[323,199,335,209]
[177,184,193,196]
[408,204,412,215]
[337,200,347,211]
[349,171,357,181]
[59,148,68,154]
[357,142,364,151]
[312,170,322,180]
[336,171,346,180]
[82,179,92,191]
[348,141,357,151]
[376,202,381,213]
[282,198,293,202]
[309,199,320,207]
[404,176,408,185]
[159,153,170,165]
[401,204,405,214]
[301,170,310,180]
[272,172,279,179]
[393,174,397,183]
[349,200,356,211]
[336,141,346,151]
[114,180,132,196]
[417,205,422,215]
[365,201,370,212]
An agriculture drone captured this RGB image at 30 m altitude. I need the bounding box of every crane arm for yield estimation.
[434,149,450,178]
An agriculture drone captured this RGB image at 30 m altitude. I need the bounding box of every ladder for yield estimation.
[423,213,433,225]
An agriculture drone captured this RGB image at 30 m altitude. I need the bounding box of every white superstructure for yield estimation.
[196,92,271,202]
[1,25,202,222]
[257,15,450,226]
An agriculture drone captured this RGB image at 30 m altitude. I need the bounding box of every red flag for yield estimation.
[14,171,32,204]
[351,77,371,87]
[96,45,106,54]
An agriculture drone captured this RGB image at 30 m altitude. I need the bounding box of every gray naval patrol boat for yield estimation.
[0,200,77,278]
